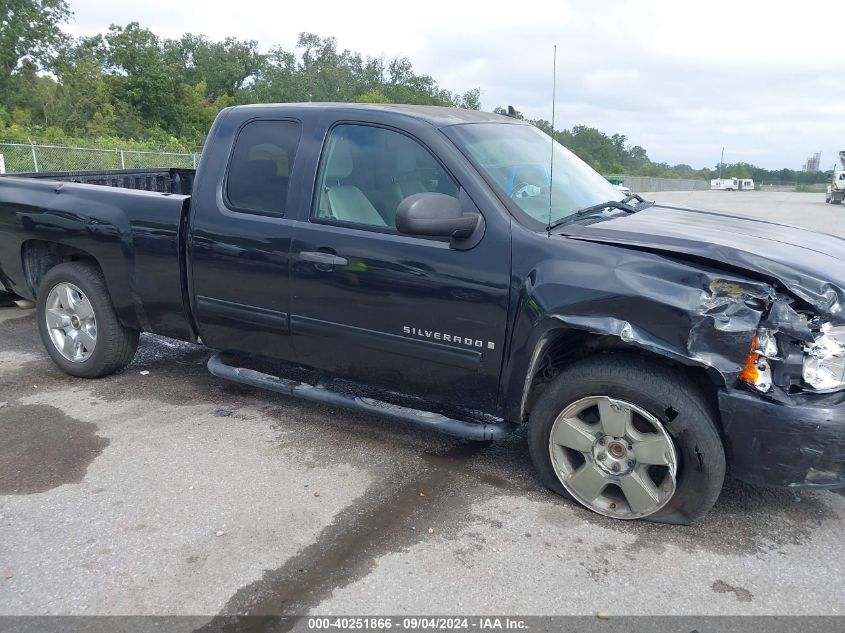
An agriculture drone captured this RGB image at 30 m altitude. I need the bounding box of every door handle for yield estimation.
[300,251,348,267]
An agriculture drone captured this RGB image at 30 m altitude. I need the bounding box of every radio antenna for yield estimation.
[547,44,557,236]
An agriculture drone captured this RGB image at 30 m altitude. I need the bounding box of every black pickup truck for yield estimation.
[1,104,844,524]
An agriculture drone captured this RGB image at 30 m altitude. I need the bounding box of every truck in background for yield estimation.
[710,177,755,191]
[825,151,845,204]
[606,176,631,195]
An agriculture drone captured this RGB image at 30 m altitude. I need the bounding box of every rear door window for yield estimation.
[226,120,302,216]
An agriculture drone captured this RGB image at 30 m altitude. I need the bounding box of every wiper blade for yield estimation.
[621,192,655,208]
[547,200,637,231]
[621,193,646,204]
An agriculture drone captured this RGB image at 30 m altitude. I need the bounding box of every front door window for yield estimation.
[313,124,459,230]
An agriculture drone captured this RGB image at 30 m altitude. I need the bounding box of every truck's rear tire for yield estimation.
[527,353,725,525]
[36,262,139,378]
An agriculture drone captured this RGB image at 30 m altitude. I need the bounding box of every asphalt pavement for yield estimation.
[1,190,843,619]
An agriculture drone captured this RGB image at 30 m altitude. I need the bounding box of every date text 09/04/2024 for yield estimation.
[306,617,528,630]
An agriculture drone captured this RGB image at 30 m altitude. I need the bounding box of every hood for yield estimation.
[563,204,845,322]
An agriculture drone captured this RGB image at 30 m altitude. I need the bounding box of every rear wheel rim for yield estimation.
[45,282,97,363]
[548,395,678,519]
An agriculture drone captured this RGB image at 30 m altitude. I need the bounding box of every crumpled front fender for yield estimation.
[500,242,779,422]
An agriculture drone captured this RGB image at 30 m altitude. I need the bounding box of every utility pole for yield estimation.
[718,147,724,179]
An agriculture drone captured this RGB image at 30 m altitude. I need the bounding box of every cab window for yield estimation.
[313,124,458,230]
[226,120,301,216]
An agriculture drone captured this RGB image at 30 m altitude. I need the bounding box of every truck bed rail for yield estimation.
[4,167,196,195]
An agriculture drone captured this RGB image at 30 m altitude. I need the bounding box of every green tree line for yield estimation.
[499,107,828,184]
[0,0,828,183]
[0,0,480,150]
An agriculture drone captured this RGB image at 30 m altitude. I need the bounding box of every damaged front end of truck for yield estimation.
[718,290,845,489]
[506,212,845,490]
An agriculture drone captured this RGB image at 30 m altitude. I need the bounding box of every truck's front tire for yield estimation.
[37,262,139,378]
[0,291,18,308]
[527,353,725,525]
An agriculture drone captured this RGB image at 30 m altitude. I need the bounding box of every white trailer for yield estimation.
[711,177,738,190]
[711,177,754,191]
[825,151,845,205]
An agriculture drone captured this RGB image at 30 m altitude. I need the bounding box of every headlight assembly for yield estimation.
[802,322,845,392]
[740,320,845,395]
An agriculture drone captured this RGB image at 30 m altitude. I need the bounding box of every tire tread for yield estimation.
[37,261,139,378]
[527,352,725,525]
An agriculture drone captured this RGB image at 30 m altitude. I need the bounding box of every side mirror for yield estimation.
[396,192,481,240]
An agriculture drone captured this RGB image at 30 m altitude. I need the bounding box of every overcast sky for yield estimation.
[64,0,844,170]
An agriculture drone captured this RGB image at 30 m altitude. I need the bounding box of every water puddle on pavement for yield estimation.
[0,404,108,494]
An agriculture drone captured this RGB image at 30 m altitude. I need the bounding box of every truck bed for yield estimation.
[0,172,195,341]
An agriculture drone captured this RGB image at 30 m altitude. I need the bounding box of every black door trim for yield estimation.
[196,295,289,331]
[290,315,482,370]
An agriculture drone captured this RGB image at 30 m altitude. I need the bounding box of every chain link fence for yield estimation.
[606,175,711,192]
[0,142,200,174]
[0,144,717,194]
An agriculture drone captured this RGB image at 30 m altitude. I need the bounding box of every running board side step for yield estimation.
[207,352,516,441]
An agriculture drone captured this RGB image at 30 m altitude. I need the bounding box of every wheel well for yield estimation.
[524,329,723,423]
[21,240,102,297]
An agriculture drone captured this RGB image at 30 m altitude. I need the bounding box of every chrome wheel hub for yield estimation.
[593,436,635,476]
[45,282,97,363]
[548,396,678,520]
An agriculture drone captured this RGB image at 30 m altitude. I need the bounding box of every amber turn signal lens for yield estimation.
[739,335,760,384]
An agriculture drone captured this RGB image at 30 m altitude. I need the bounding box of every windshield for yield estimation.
[445,123,624,226]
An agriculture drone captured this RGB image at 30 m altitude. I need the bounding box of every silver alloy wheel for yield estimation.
[548,395,677,519]
[45,282,97,363]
